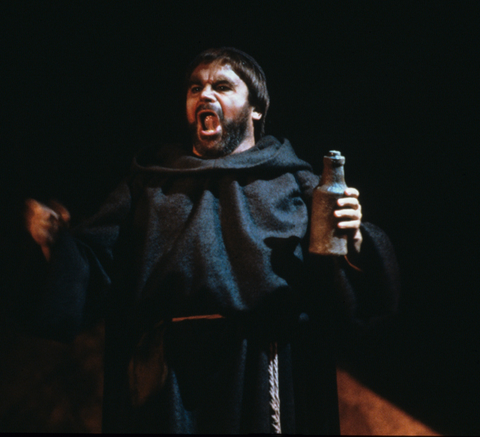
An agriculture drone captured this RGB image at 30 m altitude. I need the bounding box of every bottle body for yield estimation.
[309,151,348,256]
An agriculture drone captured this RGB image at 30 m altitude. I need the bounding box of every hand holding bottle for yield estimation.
[335,187,362,254]
[309,151,362,256]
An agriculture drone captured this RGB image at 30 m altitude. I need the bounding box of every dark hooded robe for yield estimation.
[15,136,399,434]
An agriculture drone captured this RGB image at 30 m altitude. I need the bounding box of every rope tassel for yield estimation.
[269,342,281,434]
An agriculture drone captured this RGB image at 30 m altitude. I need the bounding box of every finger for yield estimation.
[25,198,45,219]
[26,199,59,219]
[335,209,362,221]
[25,199,45,229]
[37,209,60,227]
[24,198,62,245]
[49,200,71,224]
[344,187,359,198]
[338,219,361,229]
[337,197,360,208]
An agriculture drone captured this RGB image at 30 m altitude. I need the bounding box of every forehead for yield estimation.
[189,61,245,86]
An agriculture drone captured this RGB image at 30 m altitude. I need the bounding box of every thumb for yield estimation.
[48,200,71,226]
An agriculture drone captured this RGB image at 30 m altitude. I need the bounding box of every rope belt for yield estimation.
[269,342,282,434]
[170,314,282,433]
[171,314,225,322]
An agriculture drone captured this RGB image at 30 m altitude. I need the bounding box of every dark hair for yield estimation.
[185,47,270,141]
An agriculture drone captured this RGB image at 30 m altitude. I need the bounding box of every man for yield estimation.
[22,47,399,434]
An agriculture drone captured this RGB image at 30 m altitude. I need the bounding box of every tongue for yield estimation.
[204,115,219,131]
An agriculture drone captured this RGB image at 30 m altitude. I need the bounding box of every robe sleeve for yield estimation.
[332,222,400,329]
[295,169,400,341]
[12,179,133,342]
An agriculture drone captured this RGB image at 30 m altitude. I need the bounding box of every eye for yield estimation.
[190,86,201,93]
[216,85,231,92]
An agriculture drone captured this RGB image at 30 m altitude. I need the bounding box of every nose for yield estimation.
[199,85,215,101]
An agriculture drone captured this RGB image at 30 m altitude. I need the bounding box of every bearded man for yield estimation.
[20,47,399,434]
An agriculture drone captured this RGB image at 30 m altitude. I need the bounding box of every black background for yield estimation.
[2,1,479,434]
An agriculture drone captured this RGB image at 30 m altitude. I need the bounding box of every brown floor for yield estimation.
[0,324,442,434]
[337,368,441,435]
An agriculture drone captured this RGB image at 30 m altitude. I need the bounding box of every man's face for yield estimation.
[186,61,261,157]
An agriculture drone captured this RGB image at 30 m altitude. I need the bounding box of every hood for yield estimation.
[131,135,312,175]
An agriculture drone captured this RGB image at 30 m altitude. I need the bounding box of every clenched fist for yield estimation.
[25,199,70,261]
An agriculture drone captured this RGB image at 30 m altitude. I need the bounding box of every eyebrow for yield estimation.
[188,75,237,87]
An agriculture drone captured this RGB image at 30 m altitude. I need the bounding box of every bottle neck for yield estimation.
[320,162,346,186]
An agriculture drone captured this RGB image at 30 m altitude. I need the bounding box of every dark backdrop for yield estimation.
[2,1,478,434]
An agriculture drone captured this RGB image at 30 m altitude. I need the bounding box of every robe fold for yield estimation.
[15,135,399,434]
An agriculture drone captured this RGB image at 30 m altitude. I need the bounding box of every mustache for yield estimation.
[195,104,224,120]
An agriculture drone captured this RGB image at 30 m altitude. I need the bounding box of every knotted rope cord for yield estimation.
[168,315,282,432]
[269,342,281,434]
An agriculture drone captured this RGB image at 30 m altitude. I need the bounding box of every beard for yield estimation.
[188,102,251,158]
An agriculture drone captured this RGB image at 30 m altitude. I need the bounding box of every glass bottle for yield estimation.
[309,150,348,255]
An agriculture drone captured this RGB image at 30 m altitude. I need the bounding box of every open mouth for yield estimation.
[197,110,222,136]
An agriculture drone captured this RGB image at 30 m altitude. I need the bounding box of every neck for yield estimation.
[230,134,256,154]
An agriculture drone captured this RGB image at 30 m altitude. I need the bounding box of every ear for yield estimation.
[252,108,262,120]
